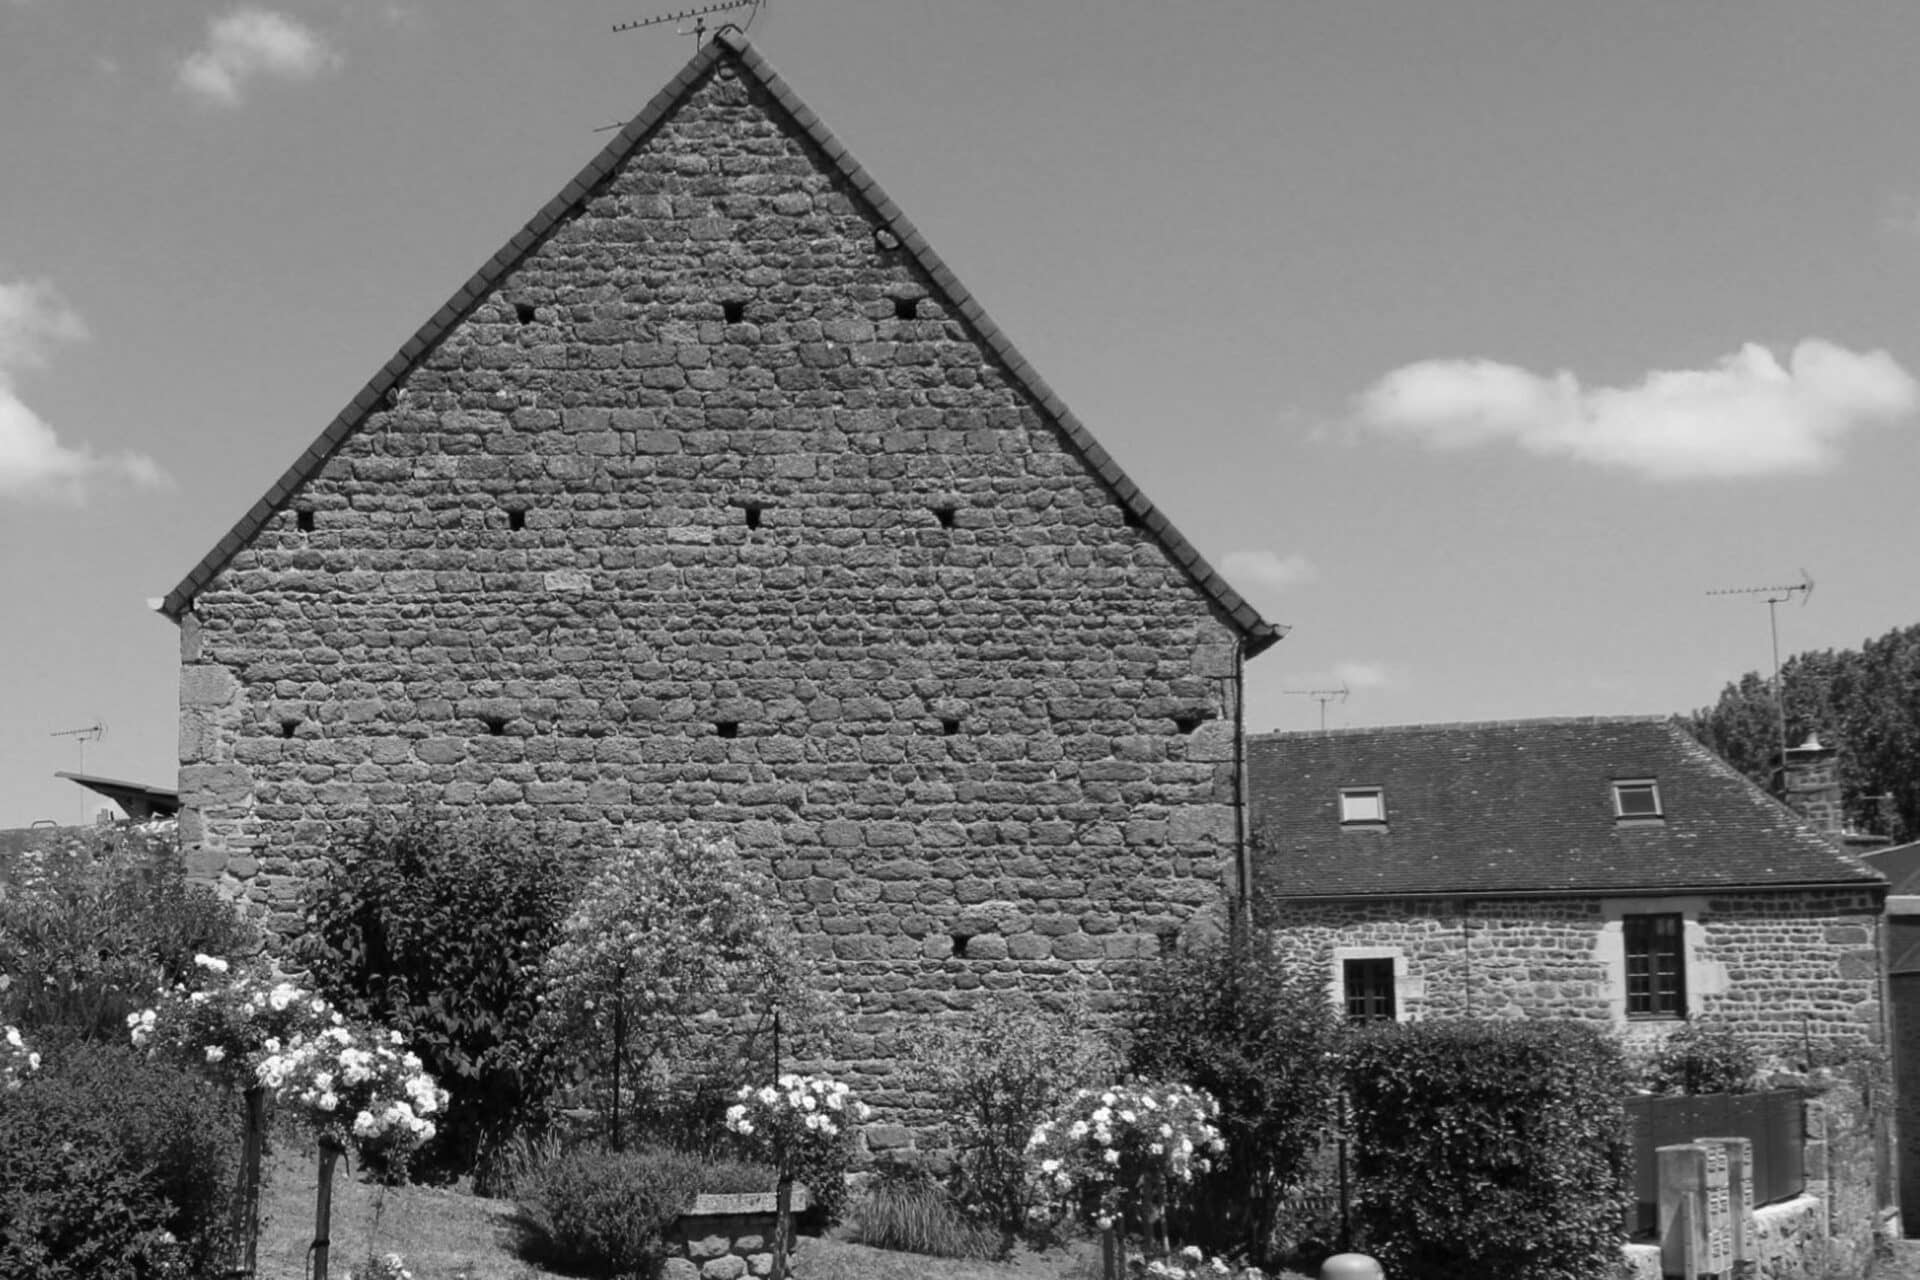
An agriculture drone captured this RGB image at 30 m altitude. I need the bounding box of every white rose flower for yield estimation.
[206,1045,227,1063]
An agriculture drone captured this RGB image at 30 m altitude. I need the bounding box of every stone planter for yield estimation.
[662,1186,812,1280]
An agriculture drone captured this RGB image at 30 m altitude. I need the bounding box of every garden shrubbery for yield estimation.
[910,999,1116,1233]
[1127,935,1344,1262]
[850,1166,1001,1260]
[1344,1019,1632,1280]
[0,829,253,1043]
[1642,1020,1762,1095]
[297,808,574,1185]
[0,1042,238,1279]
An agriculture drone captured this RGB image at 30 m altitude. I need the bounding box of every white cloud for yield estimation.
[0,279,168,502]
[1221,549,1317,595]
[1331,661,1395,691]
[178,9,341,107]
[1351,340,1917,481]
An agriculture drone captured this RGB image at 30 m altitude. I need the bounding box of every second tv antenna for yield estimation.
[1706,570,1814,767]
[1284,685,1350,732]
[614,0,761,44]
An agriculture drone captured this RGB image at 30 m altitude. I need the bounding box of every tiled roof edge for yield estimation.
[1250,714,1672,742]
[1265,876,1887,903]
[719,33,1284,657]
[159,38,731,620]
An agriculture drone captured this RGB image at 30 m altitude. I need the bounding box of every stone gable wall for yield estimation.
[1265,890,1883,1049]
[176,60,1248,1106]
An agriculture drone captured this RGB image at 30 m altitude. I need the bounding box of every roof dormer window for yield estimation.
[1613,779,1662,820]
[1340,786,1386,825]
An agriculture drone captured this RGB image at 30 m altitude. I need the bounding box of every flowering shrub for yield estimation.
[129,954,335,1084]
[724,1073,869,1221]
[1027,1082,1225,1229]
[257,1024,448,1153]
[2,1023,40,1090]
[537,827,817,1150]
[1135,1245,1275,1279]
[128,954,447,1161]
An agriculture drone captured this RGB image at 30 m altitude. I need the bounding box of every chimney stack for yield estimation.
[1775,734,1844,837]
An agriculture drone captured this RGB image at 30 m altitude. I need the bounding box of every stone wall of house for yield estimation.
[175,55,1251,1110]
[1265,889,1883,1049]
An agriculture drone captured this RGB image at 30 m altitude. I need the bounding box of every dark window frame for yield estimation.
[1343,956,1397,1024]
[1623,912,1687,1019]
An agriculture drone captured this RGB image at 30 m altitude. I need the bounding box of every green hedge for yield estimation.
[1345,1020,1631,1280]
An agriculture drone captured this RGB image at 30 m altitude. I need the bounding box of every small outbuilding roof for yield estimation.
[1248,716,1883,899]
[55,771,181,822]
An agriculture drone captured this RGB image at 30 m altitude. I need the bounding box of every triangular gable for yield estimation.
[159,32,1283,655]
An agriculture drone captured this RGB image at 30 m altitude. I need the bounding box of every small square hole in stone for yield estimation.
[951,933,972,957]
[1123,508,1146,530]
[933,505,956,530]
[744,504,763,530]
[514,302,537,325]
[941,717,962,737]
[481,714,508,737]
[280,719,300,740]
[508,508,527,532]
[296,509,315,533]
[1157,930,1179,957]
[894,296,920,320]
[1171,711,1209,735]
[716,721,740,739]
[723,299,746,324]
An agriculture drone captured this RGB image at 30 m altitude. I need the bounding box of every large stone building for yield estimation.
[1248,717,1887,1052]
[160,33,1280,1099]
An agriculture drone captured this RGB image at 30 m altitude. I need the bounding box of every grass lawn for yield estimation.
[256,1136,1098,1280]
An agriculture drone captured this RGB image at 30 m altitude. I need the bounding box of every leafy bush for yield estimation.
[1126,935,1344,1261]
[537,826,818,1155]
[0,831,253,1043]
[297,809,572,1184]
[851,1167,1000,1260]
[1344,1020,1631,1280]
[910,999,1116,1233]
[0,1042,238,1278]
[724,1073,867,1224]
[514,1143,772,1277]
[1643,1022,1761,1095]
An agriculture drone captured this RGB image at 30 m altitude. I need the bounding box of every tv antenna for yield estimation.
[1706,570,1813,768]
[50,719,107,823]
[1284,685,1350,732]
[613,0,761,44]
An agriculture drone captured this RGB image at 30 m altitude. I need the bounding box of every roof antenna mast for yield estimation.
[613,0,762,45]
[50,719,107,823]
[1706,570,1814,769]
[1284,685,1350,732]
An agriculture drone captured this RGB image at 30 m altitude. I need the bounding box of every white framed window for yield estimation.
[1613,778,1662,819]
[1328,946,1415,1023]
[1340,786,1386,824]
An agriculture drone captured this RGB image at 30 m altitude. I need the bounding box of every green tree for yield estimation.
[535,827,816,1152]
[297,809,572,1185]
[1687,621,1920,841]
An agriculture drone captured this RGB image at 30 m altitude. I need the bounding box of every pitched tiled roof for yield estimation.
[157,32,1283,656]
[1247,717,1883,898]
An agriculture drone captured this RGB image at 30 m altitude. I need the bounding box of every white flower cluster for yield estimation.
[2,1024,41,1091]
[1027,1081,1225,1225]
[257,1024,446,1146]
[725,1072,871,1140]
[348,1251,415,1280]
[1144,1245,1262,1279]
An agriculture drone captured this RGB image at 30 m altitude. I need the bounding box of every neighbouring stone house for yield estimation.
[158,32,1281,1112]
[1863,837,1920,1225]
[1247,717,1887,1053]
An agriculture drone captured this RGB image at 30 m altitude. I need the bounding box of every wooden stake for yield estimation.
[311,1139,342,1280]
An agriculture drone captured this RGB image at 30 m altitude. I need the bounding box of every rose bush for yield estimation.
[2,1023,40,1091]
[1027,1082,1225,1231]
[725,1073,868,1223]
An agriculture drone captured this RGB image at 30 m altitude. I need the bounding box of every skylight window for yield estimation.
[1613,779,1663,820]
[1339,787,1386,824]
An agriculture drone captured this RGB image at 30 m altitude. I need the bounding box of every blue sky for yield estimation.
[5,0,1920,825]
